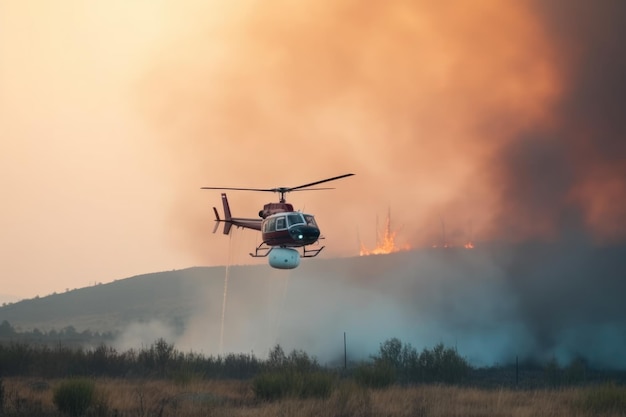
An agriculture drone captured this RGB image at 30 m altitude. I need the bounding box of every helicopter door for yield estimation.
[263,217,276,232]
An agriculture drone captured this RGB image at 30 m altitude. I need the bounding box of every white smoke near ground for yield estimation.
[114,320,179,352]
[160,241,626,369]
[102,236,626,369]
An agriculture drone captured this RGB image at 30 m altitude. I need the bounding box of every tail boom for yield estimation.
[212,193,261,235]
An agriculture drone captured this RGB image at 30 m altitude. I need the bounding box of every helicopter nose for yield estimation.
[289,226,320,244]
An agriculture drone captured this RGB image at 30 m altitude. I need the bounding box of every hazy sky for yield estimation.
[2,1,624,300]
[1,1,193,298]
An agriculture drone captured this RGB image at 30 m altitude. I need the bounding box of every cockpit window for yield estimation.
[287,213,305,226]
[304,214,317,227]
[275,216,286,230]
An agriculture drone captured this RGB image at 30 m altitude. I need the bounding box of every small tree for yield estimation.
[267,344,287,369]
[373,339,470,384]
[544,356,561,387]
[254,345,331,401]
[153,338,175,377]
[376,338,403,370]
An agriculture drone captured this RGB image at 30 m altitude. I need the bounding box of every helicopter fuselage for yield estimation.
[261,211,321,247]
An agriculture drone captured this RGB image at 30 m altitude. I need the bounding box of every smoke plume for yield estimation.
[140,0,563,258]
[137,1,626,367]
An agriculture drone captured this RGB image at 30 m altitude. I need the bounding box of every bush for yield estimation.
[377,338,403,370]
[424,343,470,384]
[300,371,334,399]
[353,362,396,389]
[53,378,96,417]
[253,370,334,401]
[372,339,470,384]
[265,344,319,372]
[580,382,626,414]
[253,372,290,401]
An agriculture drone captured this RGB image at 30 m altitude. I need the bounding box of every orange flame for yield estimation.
[359,213,410,256]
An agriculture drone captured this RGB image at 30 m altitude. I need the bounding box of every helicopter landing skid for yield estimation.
[249,243,273,258]
[249,243,325,258]
[302,245,325,258]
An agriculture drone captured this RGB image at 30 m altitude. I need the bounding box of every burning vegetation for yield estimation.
[359,212,410,256]
[430,218,476,249]
[360,212,477,255]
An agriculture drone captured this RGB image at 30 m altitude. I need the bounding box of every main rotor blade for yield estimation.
[290,187,334,192]
[201,186,335,193]
[200,186,275,192]
[287,173,355,192]
[201,173,354,194]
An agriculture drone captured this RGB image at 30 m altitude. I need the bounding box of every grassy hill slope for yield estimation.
[0,250,434,333]
[0,266,222,332]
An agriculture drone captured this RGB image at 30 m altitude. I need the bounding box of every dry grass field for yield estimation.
[2,377,626,417]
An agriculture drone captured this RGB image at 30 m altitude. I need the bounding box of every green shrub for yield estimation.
[426,343,470,384]
[372,339,470,384]
[353,362,396,388]
[253,372,289,401]
[580,382,626,414]
[299,371,334,399]
[53,378,96,417]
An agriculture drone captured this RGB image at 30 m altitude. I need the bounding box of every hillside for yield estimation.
[0,266,225,332]
[1,243,625,368]
[0,252,419,333]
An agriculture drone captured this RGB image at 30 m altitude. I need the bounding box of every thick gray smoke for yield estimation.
[141,1,626,369]
[488,1,626,242]
[170,241,625,369]
[479,1,626,367]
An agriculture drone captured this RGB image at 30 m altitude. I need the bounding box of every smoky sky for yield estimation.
[489,0,626,243]
[124,1,626,368]
[476,0,626,367]
[140,0,562,261]
[140,1,626,256]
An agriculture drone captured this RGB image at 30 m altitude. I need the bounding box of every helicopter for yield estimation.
[202,173,354,269]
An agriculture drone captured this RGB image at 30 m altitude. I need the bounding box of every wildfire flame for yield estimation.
[359,212,410,256]
[432,219,476,249]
